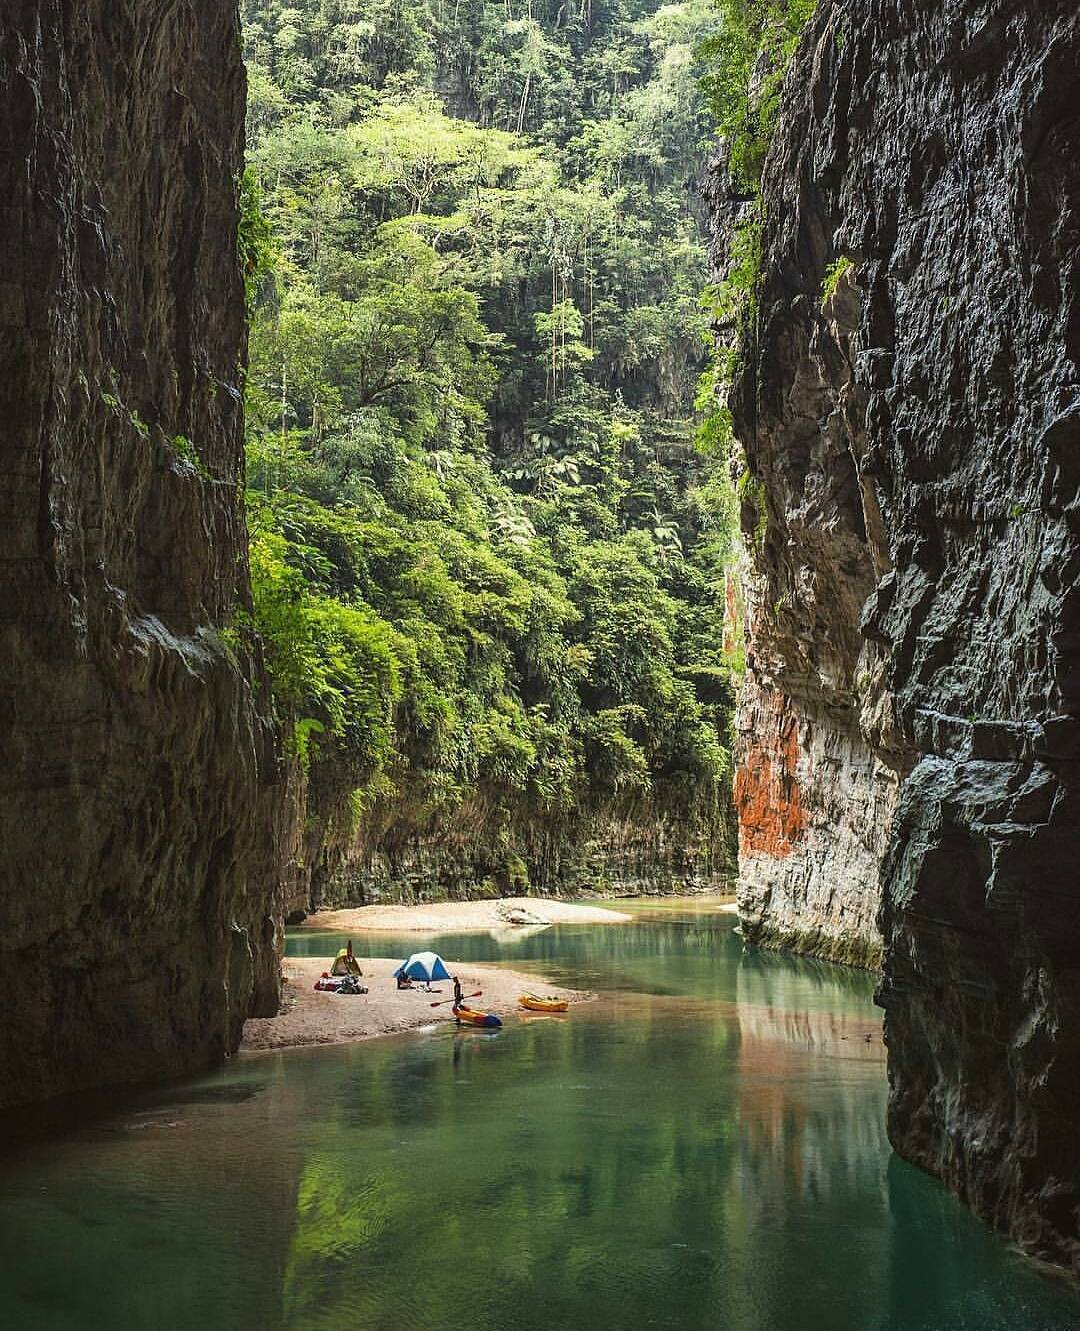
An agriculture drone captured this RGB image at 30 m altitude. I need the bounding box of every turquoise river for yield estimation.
[1,899,1078,1330]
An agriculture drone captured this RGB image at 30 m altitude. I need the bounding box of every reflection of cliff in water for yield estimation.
[5,914,1079,1331]
[277,1007,746,1329]
[720,949,892,1327]
[274,943,895,1329]
[732,944,889,1201]
[0,1061,306,1328]
[737,944,881,1014]
[879,1151,1070,1328]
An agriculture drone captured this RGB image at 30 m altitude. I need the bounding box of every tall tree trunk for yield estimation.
[276,357,288,497]
[550,263,557,400]
[518,72,531,133]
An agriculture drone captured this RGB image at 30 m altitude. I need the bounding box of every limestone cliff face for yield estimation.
[290,782,734,915]
[0,1,286,1109]
[733,0,1080,1270]
[728,13,908,969]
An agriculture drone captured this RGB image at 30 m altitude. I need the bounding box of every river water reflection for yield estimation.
[1,901,1076,1330]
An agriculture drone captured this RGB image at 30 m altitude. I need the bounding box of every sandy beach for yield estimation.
[241,955,589,1053]
[296,895,632,934]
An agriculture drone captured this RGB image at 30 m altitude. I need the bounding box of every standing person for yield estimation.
[453,974,464,1008]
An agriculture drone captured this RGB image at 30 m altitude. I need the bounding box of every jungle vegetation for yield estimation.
[239,0,762,876]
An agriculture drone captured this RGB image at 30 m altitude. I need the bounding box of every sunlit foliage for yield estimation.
[240,0,745,846]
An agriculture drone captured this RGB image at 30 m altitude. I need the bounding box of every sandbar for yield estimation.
[297,895,632,934]
[241,956,588,1053]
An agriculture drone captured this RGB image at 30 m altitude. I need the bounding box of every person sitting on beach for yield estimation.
[396,970,413,990]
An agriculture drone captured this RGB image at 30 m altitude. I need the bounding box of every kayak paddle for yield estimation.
[430,990,482,1007]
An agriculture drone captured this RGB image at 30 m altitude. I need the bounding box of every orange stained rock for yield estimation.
[735,713,806,856]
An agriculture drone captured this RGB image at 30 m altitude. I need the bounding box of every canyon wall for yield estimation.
[732,0,1080,1269]
[290,780,734,916]
[0,0,288,1109]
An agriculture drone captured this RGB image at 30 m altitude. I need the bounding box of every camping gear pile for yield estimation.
[313,940,368,993]
[313,973,368,994]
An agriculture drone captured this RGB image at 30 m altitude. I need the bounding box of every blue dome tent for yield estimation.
[393,951,452,984]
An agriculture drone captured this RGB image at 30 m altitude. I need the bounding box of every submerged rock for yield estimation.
[731,0,1080,1270]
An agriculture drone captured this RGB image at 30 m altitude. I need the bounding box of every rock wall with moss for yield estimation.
[0,0,288,1110]
[291,786,733,915]
[729,0,1080,1272]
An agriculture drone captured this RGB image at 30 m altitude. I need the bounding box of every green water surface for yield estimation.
[1,902,1076,1330]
